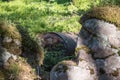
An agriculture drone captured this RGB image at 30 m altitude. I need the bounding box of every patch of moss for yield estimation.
[80,6,120,28]
[0,21,22,55]
[58,60,77,67]
[75,45,90,55]
[15,57,38,80]
[0,56,38,80]
[54,60,77,73]
[118,51,120,56]
[0,61,20,80]
[89,68,94,74]
[111,69,119,77]
[0,70,5,80]
[0,21,21,40]
[8,62,20,79]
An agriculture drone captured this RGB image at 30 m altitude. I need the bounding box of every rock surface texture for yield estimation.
[50,6,120,80]
[80,19,120,80]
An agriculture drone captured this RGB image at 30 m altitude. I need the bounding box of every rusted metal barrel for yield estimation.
[42,32,77,55]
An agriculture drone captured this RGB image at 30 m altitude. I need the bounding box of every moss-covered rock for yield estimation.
[0,21,22,55]
[0,21,45,79]
[0,57,38,80]
[50,59,98,80]
[78,5,120,80]
[0,21,21,40]
[80,6,120,28]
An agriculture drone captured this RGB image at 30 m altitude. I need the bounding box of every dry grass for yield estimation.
[0,21,21,40]
[80,6,120,28]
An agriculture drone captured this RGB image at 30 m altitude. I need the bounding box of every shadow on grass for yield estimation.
[16,25,42,75]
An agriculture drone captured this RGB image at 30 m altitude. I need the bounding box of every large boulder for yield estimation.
[50,46,98,80]
[80,18,120,58]
[50,6,120,80]
[79,6,120,80]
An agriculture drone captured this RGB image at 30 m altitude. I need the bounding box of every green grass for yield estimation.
[0,0,119,38]
[0,0,82,37]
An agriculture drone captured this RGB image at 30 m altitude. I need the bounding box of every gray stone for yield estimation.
[0,47,17,66]
[2,36,12,43]
[50,60,98,80]
[81,19,120,58]
[50,18,120,80]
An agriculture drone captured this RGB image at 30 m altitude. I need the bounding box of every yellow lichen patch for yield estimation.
[58,60,77,66]
[75,45,90,55]
[0,21,21,41]
[54,60,77,72]
[80,6,120,28]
